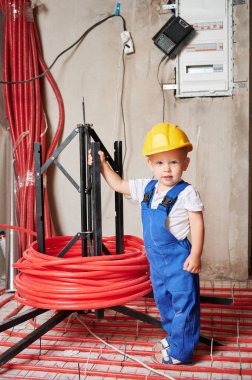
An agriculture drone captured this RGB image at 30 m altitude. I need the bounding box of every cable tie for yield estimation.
[115,2,121,16]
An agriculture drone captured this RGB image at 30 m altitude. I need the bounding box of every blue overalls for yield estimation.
[141,180,200,363]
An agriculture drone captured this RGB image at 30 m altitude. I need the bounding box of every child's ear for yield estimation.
[147,157,154,172]
[183,157,190,170]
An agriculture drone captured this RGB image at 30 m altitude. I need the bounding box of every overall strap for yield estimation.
[160,180,190,214]
[141,180,157,206]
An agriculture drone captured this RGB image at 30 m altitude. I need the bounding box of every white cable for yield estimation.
[83,346,93,377]
[112,49,124,142]
[76,315,176,380]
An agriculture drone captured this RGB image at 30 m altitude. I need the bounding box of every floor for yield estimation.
[0,279,252,380]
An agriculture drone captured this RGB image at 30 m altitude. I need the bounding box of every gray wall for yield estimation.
[1,0,249,280]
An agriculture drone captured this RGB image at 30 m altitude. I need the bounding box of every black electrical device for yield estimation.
[152,15,195,58]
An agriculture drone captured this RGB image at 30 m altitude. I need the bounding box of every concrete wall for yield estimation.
[1,0,249,280]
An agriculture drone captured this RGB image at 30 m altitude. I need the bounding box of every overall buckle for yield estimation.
[161,196,176,210]
[142,188,155,205]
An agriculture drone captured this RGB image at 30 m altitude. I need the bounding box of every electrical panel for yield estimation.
[175,0,233,97]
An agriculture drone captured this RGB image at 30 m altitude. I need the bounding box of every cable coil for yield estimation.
[13,235,152,310]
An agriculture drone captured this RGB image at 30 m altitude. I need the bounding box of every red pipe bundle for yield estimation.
[0,0,65,251]
[13,235,152,309]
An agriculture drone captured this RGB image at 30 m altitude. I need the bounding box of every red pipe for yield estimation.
[0,0,65,250]
[0,295,15,308]
[13,235,152,310]
[2,361,252,377]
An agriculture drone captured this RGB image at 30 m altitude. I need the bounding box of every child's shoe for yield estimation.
[152,337,169,352]
[153,350,192,365]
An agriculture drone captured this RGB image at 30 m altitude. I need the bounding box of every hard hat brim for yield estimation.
[142,142,193,156]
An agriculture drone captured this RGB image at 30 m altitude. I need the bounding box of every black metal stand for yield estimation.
[0,123,232,366]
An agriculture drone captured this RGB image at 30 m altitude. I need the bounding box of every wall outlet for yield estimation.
[120,31,135,55]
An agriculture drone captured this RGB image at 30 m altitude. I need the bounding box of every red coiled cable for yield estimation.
[13,235,152,310]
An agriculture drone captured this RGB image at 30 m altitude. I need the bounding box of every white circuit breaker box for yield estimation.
[176,0,233,97]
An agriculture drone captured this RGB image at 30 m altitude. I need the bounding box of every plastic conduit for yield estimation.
[0,0,65,250]
[13,235,152,310]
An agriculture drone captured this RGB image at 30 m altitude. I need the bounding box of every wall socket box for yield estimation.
[175,0,233,97]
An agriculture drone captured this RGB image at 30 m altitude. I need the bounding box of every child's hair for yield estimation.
[180,146,190,157]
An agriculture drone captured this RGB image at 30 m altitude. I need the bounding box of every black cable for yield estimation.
[157,54,168,122]
[0,14,126,85]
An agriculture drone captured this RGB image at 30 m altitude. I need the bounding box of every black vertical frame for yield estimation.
[34,142,45,254]
[91,142,102,257]
[79,125,88,257]
[114,141,124,254]
[91,141,104,319]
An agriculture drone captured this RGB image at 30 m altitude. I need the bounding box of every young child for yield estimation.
[88,122,204,365]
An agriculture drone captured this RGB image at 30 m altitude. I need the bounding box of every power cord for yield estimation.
[157,54,168,122]
[0,14,127,85]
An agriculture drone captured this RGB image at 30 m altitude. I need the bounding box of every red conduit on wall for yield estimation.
[0,0,65,251]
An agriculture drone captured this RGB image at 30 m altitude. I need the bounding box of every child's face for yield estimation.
[147,149,190,191]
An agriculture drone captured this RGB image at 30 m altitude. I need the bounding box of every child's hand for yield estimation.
[183,253,201,273]
[88,149,93,166]
[88,149,106,166]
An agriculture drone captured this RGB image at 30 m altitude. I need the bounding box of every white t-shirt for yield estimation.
[129,179,204,241]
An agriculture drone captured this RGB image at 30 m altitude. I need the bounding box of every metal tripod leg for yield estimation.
[0,308,48,333]
[111,305,224,346]
[0,310,72,367]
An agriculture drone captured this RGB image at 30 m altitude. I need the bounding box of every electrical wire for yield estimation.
[0,223,37,237]
[157,54,168,122]
[77,316,176,380]
[113,49,127,165]
[0,14,126,85]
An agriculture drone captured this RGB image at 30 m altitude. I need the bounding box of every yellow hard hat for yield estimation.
[142,122,193,156]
